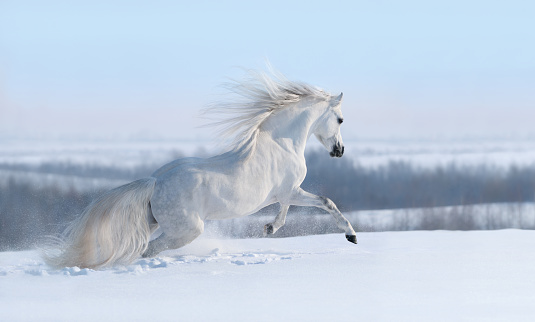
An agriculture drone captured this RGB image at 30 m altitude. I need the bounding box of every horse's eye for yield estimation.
[338,118,344,124]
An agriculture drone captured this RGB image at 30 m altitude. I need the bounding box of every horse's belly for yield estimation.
[203,191,275,220]
[153,159,283,221]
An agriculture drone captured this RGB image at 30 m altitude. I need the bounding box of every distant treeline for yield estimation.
[1,149,535,250]
[303,150,535,211]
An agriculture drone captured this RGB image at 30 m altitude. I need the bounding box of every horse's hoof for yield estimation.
[346,235,357,244]
[141,252,151,258]
[264,223,274,236]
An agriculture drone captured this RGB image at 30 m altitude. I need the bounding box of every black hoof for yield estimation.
[265,224,274,235]
[346,235,357,244]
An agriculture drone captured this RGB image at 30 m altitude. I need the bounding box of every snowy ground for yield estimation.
[1,230,535,321]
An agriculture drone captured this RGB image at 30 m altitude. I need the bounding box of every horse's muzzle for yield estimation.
[330,144,344,158]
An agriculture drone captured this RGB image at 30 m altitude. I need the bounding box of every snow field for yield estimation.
[1,230,535,321]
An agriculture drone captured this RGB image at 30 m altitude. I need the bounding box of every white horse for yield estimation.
[45,69,357,269]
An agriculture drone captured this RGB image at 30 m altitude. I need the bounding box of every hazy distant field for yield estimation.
[1,136,535,250]
[2,136,535,191]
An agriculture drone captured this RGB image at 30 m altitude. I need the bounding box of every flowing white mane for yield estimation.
[204,68,330,151]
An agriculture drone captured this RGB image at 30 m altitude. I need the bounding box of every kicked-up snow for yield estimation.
[1,230,535,321]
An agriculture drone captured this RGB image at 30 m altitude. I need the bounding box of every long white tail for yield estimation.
[44,177,157,269]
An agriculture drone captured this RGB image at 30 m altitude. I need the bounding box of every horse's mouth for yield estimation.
[330,146,344,158]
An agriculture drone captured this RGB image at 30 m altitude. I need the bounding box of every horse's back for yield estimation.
[151,157,203,177]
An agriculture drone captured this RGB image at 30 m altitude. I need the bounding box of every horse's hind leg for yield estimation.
[264,204,289,236]
[142,210,204,258]
[143,230,202,258]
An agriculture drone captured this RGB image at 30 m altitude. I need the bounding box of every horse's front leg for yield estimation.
[264,204,289,236]
[289,188,357,244]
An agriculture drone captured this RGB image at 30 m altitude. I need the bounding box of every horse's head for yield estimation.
[313,92,345,158]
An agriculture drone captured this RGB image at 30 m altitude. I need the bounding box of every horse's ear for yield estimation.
[332,92,343,104]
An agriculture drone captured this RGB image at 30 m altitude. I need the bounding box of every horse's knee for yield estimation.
[319,196,337,211]
[183,220,204,240]
[143,227,202,257]
[186,216,204,236]
[167,224,203,248]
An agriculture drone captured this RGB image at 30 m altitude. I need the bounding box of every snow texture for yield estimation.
[1,230,535,321]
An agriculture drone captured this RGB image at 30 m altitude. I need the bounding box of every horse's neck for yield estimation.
[259,102,322,157]
[220,100,325,167]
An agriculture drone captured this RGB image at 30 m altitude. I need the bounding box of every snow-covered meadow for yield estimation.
[1,230,535,321]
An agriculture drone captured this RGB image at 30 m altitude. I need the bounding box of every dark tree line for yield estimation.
[1,149,535,250]
[303,150,535,212]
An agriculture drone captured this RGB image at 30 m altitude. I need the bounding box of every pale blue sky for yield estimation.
[1,0,534,139]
